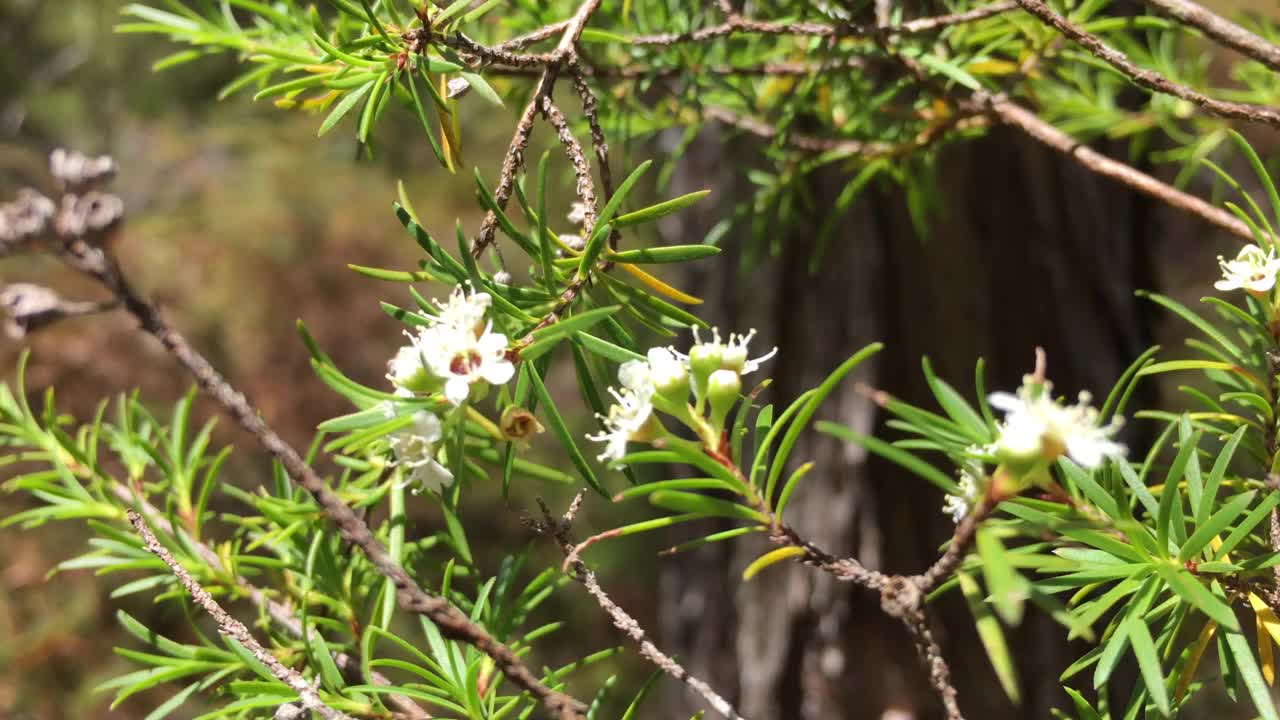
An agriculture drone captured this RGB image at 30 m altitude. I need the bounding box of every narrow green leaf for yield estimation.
[609,245,721,264]
[611,190,711,228]
[526,362,606,497]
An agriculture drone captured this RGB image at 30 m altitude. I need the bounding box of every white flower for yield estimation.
[560,233,585,251]
[420,321,514,405]
[587,385,655,463]
[587,362,659,463]
[387,343,429,391]
[431,285,492,334]
[388,411,454,493]
[1215,244,1280,294]
[567,202,589,227]
[944,471,981,524]
[987,383,1125,469]
[617,347,687,396]
[406,286,514,406]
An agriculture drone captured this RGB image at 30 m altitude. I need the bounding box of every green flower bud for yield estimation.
[706,369,741,432]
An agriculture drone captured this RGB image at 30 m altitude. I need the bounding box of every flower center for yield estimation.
[450,350,483,376]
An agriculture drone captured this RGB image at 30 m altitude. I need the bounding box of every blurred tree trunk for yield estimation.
[656,126,1160,719]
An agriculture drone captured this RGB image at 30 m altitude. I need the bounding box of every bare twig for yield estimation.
[630,1,1016,45]
[471,76,550,259]
[568,68,616,247]
[883,582,963,720]
[983,93,1255,240]
[540,97,598,238]
[916,497,995,593]
[1013,0,1280,128]
[703,105,987,159]
[113,484,432,720]
[534,496,747,720]
[495,20,572,52]
[1139,0,1280,72]
[466,0,606,260]
[127,510,354,720]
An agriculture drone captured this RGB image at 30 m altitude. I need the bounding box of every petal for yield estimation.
[416,460,454,493]
[444,377,470,405]
[413,411,443,443]
[1064,438,1104,469]
[478,330,509,353]
[986,392,1024,413]
[1214,278,1243,291]
[481,359,515,386]
[618,360,651,391]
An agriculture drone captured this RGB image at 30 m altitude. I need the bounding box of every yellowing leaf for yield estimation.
[1250,593,1280,653]
[742,546,805,580]
[619,263,703,305]
[966,59,1022,76]
[1175,621,1217,703]
[1260,611,1276,686]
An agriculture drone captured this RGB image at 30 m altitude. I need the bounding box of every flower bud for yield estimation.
[653,360,689,402]
[706,369,741,431]
[721,344,747,372]
[688,343,722,398]
[387,346,437,393]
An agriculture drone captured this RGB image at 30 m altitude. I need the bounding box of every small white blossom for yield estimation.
[1215,244,1280,294]
[587,385,655,463]
[401,286,514,406]
[617,347,686,395]
[387,343,428,390]
[561,233,585,251]
[422,321,514,405]
[944,471,981,524]
[388,411,454,493]
[432,285,492,334]
[988,383,1125,469]
[567,202,589,227]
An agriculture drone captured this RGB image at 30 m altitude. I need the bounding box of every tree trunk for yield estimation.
[657,126,1160,719]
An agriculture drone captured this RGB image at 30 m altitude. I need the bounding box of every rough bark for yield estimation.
[658,126,1162,719]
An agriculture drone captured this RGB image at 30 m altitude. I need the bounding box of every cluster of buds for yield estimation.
[589,327,777,464]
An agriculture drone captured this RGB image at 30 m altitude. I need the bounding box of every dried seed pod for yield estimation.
[50,148,117,192]
[0,189,57,254]
[1,284,66,339]
[55,191,124,242]
[500,406,544,442]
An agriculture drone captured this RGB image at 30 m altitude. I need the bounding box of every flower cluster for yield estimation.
[985,379,1125,471]
[588,327,776,463]
[386,286,515,405]
[1215,243,1280,295]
